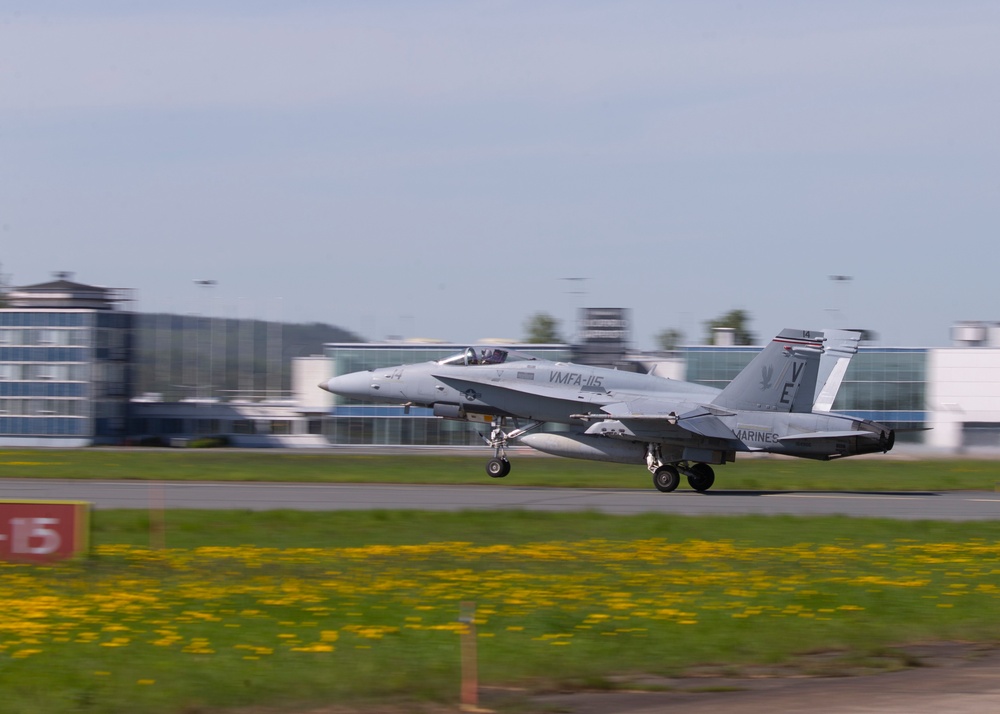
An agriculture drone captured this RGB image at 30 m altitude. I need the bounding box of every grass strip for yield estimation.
[0,449,999,491]
[1,510,999,713]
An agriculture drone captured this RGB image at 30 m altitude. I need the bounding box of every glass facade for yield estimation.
[324,343,571,445]
[0,310,133,442]
[321,342,928,446]
[684,345,928,441]
[683,346,761,391]
[129,416,297,438]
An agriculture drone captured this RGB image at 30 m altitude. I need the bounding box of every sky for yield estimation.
[2,1,998,349]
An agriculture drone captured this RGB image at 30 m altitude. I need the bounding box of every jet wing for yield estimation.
[779,431,879,442]
[593,397,735,419]
[577,401,742,444]
[431,372,614,405]
[674,413,742,440]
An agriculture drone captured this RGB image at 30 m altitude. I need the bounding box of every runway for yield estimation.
[1,479,999,520]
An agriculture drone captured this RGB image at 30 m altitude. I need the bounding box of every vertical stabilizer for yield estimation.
[813,329,861,412]
[711,329,823,413]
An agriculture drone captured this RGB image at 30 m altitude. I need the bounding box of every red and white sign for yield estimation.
[0,500,91,562]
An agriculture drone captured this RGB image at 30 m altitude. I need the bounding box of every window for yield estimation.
[195,419,220,435]
[233,420,254,435]
[34,365,58,380]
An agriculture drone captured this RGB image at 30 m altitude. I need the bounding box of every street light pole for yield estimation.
[828,275,853,328]
[559,277,590,343]
[194,280,217,400]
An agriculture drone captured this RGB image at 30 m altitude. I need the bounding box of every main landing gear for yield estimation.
[647,446,716,493]
[651,463,716,492]
[481,418,543,479]
[652,465,680,492]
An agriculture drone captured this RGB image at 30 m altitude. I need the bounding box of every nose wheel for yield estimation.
[486,457,511,478]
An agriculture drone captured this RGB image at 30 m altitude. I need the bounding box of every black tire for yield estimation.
[687,463,715,492]
[652,465,680,492]
[486,458,510,478]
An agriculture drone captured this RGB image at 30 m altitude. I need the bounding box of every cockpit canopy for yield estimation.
[436,347,536,366]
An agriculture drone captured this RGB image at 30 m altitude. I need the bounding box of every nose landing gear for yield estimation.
[480,418,544,480]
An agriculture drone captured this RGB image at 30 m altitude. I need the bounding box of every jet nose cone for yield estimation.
[319,371,372,399]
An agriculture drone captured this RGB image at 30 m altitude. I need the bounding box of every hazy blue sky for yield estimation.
[2,1,998,348]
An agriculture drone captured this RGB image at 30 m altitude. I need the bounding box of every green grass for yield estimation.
[0,448,999,491]
[1,449,998,711]
[3,510,1000,713]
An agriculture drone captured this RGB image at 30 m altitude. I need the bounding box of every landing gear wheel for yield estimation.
[653,465,680,493]
[687,463,715,492]
[486,458,511,478]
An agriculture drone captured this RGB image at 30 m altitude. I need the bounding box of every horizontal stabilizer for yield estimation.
[679,413,740,440]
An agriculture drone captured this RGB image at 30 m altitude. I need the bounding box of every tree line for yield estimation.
[523,309,756,349]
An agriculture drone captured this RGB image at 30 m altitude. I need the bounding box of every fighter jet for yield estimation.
[318,329,895,492]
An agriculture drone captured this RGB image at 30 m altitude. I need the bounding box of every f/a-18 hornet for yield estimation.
[319,329,895,492]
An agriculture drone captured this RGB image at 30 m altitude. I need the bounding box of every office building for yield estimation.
[0,274,134,446]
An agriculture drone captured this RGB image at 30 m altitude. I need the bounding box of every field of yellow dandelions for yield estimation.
[2,534,1000,713]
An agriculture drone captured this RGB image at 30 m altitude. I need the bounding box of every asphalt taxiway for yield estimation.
[1,479,998,520]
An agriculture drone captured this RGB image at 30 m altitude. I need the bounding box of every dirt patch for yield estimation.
[202,704,459,714]
[513,641,1000,714]
[208,642,1000,714]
